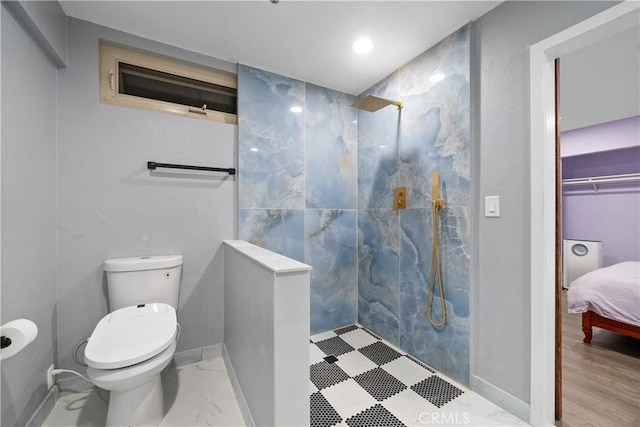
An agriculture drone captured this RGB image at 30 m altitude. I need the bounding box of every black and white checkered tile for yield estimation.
[310,324,464,427]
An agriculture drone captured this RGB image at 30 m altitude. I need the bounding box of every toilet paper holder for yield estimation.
[0,319,38,359]
[1,336,11,349]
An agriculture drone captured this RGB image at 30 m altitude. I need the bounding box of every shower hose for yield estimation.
[426,200,446,327]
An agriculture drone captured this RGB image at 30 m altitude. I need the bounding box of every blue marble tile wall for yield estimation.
[238,24,470,385]
[238,65,358,333]
[357,25,471,385]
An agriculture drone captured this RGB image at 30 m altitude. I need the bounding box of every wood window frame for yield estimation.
[99,43,237,125]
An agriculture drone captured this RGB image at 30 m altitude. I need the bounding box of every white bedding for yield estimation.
[567,261,640,327]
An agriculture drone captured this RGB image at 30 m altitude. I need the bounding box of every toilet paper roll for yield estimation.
[0,319,38,360]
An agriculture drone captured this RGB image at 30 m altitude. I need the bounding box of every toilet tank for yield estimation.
[104,255,182,311]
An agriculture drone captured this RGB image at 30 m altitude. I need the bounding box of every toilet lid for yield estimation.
[85,303,177,370]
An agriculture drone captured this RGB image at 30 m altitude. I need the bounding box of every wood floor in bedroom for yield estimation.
[559,290,640,427]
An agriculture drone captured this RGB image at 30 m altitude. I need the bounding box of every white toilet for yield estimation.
[84,255,183,427]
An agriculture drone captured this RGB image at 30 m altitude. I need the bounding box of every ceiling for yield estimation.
[59,0,501,95]
[58,1,638,130]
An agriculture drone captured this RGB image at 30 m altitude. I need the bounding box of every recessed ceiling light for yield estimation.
[250,147,259,152]
[290,106,303,113]
[429,73,445,83]
[353,38,373,55]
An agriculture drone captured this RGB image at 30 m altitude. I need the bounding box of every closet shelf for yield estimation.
[562,173,640,193]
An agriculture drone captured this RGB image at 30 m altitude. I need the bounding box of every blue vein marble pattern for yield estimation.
[238,23,470,385]
[305,84,357,209]
[307,209,358,333]
[238,66,360,333]
[357,72,401,210]
[398,25,470,208]
[238,209,305,262]
[238,65,305,209]
[399,207,470,385]
[358,209,401,346]
[357,25,470,385]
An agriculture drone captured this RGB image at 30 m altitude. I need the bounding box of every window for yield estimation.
[100,43,237,124]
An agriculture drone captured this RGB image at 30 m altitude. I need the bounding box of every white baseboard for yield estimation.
[222,344,255,427]
[471,375,530,424]
[171,343,223,368]
[25,386,58,426]
[31,343,226,425]
[57,375,93,394]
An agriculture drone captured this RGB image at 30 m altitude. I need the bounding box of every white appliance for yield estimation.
[563,239,603,289]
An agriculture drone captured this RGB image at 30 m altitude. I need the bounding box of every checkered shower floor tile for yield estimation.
[310,324,464,427]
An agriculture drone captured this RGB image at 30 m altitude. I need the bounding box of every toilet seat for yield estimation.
[85,303,177,369]
[87,340,176,391]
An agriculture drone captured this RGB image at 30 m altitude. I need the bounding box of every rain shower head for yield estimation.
[351,95,403,112]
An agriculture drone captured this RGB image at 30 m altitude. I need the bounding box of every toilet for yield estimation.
[84,255,183,427]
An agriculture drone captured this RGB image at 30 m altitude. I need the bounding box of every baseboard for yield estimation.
[32,343,225,424]
[56,374,93,394]
[222,344,255,427]
[471,375,530,423]
[202,343,223,360]
[24,386,58,426]
[171,343,224,368]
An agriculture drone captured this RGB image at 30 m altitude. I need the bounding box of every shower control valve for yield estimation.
[393,187,407,210]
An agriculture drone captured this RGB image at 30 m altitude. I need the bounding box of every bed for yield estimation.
[567,261,640,343]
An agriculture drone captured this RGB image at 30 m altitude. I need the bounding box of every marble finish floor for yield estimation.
[311,324,529,427]
[43,327,528,427]
[42,357,245,427]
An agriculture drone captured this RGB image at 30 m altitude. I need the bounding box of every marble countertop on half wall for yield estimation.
[223,240,312,274]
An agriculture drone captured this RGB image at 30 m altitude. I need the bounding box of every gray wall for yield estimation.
[1,0,624,423]
[2,0,67,67]
[1,7,237,421]
[0,5,58,425]
[56,17,237,369]
[470,0,618,413]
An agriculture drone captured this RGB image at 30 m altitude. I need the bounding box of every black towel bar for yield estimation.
[147,161,236,175]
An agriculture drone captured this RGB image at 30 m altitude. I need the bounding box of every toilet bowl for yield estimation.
[85,303,178,427]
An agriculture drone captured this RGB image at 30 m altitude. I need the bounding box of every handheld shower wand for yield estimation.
[431,171,444,209]
[426,171,446,327]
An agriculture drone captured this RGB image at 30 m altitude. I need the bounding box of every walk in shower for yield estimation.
[237,24,471,387]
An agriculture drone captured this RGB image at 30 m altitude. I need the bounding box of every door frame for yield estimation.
[554,57,562,422]
[528,2,639,426]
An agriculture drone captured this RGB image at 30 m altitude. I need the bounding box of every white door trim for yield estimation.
[529,2,639,426]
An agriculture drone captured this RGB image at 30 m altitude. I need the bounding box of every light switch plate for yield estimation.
[485,195,500,217]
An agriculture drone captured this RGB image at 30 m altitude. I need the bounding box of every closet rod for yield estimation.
[562,172,640,186]
[147,161,236,175]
